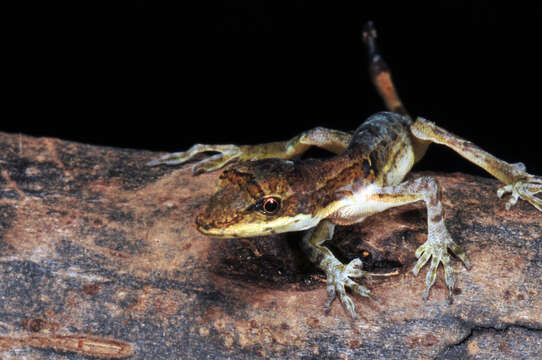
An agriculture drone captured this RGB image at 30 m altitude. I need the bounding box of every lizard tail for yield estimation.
[363,21,430,161]
[362,21,410,120]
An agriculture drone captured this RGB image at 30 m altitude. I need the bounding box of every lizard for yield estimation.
[149,21,542,319]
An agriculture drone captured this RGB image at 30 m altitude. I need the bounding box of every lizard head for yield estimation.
[195,159,319,238]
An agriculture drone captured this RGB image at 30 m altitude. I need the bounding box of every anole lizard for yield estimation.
[149,22,542,319]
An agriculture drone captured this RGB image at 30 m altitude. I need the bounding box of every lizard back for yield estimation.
[346,112,415,187]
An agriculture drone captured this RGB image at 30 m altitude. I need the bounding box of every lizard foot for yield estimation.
[413,225,470,300]
[323,258,372,319]
[147,144,241,174]
[497,175,542,212]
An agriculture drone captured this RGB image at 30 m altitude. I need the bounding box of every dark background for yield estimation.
[4,1,542,175]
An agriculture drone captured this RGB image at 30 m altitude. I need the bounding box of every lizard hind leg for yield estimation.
[411,117,542,213]
[147,143,242,174]
[148,128,353,174]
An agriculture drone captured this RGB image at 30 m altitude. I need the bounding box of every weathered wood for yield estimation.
[0,132,540,359]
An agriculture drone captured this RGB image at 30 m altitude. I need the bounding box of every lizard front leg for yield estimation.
[411,117,542,212]
[300,219,372,319]
[335,176,470,301]
[374,177,470,299]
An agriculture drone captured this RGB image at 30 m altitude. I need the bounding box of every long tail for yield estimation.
[363,21,430,160]
[362,21,410,120]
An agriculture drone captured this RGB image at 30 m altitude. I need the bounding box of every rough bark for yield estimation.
[0,132,540,359]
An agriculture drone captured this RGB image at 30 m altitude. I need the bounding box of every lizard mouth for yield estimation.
[195,219,262,239]
[195,214,241,238]
[195,212,319,239]
[196,224,236,238]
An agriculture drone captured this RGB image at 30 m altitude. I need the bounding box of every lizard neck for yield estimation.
[297,150,376,219]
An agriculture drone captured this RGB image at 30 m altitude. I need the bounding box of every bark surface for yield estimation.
[0,132,541,359]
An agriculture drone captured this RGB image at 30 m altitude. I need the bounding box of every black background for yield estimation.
[4,1,542,175]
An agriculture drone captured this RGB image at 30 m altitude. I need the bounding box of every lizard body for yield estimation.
[150,22,542,318]
[195,111,415,237]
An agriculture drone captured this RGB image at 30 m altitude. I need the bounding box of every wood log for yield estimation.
[0,132,540,359]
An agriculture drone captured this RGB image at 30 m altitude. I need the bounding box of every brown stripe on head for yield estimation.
[218,167,265,200]
[197,159,321,237]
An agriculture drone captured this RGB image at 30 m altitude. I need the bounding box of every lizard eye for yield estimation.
[257,196,281,215]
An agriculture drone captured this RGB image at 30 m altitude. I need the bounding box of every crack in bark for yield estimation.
[438,321,542,359]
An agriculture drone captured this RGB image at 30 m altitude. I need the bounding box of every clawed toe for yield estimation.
[497,176,542,212]
[323,258,372,319]
[413,235,469,300]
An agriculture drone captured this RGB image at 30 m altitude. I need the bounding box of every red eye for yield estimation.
[259,197,281,215]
